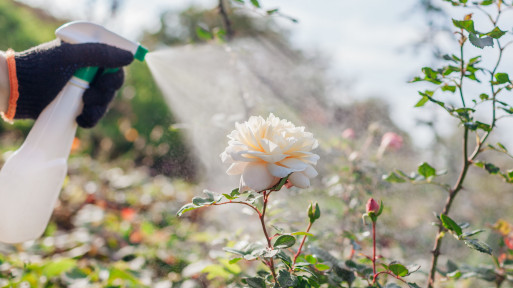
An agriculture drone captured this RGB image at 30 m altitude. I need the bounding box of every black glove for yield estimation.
[14,40,134,127]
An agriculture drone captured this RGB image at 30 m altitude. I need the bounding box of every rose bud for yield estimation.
[366,198,380,214]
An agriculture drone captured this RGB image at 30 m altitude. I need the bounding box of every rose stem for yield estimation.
[372,221,377,280]
[292,222,313,268]
[260,191,277,282]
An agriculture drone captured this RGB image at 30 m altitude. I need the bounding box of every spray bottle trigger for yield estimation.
[73,66,99,83]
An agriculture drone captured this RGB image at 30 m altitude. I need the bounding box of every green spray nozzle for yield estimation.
[135,45,148,62]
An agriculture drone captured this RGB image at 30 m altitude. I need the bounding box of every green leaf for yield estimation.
[486,27,506,39]
[42,259,77,278]
[441,85,457,93]
[314,263,330,271]
[460,229,485,239]
[269,174,290,191]
[383,171,406,183]
[291,231,314,237]
[192,196,214,206]
[421,67,440,83]
[476,121,491,132]
[276,250,292,267]
[442,54,455,62]
[440,214,462,236]
[418,162,436,179]
[244,277,266,288]
[304,255,317,265]
[308,202,321,223]
[262,249,279,258]
[499,106,513,114]
[408,283,421,288]
[191,190,222,206]
[479,93,489,101]
[507,170,513,181]
[447,270,462,279]
[65,268,88,280]
[475,161,501,175]
[195,25,212,40]
[415,96,429,107]
[245,192,261,204]
[464,239,492,255]
[278,270,298,287]
[274,235,296,249]
[266,8,279,15]
[474,161,484,168]
[222,194,236,200]
[495,73,511,84]
[108,267,139,284]
[485,163,500,174]
[223,247,246,256]
[418,91,446,108]
[497,142,508,152]
[452,19,476,33]
[389,262,409,277]
[250,0,261,8]
[479,0,494,5]
[469,33,494,49]
[228,258,242,264]
[176,203,198,216]
[468,56,481,65]
[223,188,241,200]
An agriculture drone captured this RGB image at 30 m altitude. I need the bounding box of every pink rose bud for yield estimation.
[380,132,403,150]
[342,128,355,140]
[366,198,380,214]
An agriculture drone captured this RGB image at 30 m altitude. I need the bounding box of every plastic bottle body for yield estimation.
[0,21,145,243]
[0,77,86,243]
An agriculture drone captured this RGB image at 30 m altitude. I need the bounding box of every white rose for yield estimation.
[220,113,319,191]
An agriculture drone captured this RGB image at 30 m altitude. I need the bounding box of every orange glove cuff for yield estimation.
[2,49,19,122]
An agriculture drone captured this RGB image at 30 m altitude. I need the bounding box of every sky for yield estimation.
[16,0,513,147]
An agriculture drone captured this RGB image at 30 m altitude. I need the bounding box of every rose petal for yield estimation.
[289,172,310,188]
[231,151,260,162]
[280,158,309,171]
[267,163,293,178]
[291,152,320,164]
[241,163,280,191]
[302,165,318,178]
[239,177,250,193]
[253,153,287,163]
[220,151,231,163]
[260,139,281,154]
[226,163,247,175]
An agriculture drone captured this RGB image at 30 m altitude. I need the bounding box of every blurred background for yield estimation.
[0,0,512,287]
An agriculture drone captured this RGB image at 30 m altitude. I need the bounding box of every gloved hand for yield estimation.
[13,40,133,127]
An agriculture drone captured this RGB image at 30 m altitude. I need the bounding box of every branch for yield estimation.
[292,222,313,268]
[218,0,234,40]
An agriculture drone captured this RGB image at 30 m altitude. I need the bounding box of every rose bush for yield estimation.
[220,113,319,191]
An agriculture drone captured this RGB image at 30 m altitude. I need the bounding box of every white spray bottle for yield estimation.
[0,21,147,243]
